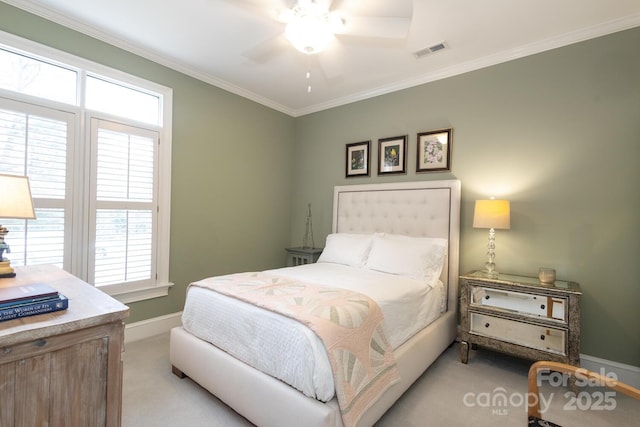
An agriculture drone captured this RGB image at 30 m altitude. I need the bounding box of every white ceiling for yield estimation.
[5,0,640,117]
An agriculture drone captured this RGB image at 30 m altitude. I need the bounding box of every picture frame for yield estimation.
[345,140,370,177]
[378,135,407,175]
[416,128,452,172]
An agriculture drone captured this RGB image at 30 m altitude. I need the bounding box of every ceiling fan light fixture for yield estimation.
[284,2,335,55]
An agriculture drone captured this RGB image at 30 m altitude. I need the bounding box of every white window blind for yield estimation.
[90,119,158,288]
[0,102,71,268]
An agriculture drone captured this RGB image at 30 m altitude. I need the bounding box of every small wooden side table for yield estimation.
[459,270,581,366]
[285,247,323,266]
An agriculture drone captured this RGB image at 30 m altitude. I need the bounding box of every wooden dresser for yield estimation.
[0,265,129,427]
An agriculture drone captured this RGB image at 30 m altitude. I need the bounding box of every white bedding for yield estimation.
[181,262,444,402]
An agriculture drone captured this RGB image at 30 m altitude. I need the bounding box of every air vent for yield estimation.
[413,41,449,59]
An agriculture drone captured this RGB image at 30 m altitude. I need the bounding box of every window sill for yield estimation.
[104,282,174,304]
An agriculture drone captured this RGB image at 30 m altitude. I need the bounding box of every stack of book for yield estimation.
[0,283,68,322]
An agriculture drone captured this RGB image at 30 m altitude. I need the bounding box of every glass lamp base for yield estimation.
[483,228,499,279]
[483,270,499,279]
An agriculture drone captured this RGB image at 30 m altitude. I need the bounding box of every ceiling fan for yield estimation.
[233,0,414,79]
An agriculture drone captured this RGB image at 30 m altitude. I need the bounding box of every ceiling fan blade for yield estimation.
[242,34,290,63]
[225,0,290,10]
[341,16,411,39]
[316,40,345,80]
[221,0,292,22]
[327,0,344,10]
[336,0,412,18]
[315,0,334,9]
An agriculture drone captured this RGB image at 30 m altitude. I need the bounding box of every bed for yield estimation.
[170,179,461,427]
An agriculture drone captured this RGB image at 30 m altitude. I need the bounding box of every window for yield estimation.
[0,48,77,104]
[0,34,172,303]
[90,119,158,288]
[86,75,161,126]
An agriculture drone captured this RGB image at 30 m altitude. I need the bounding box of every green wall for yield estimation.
[291,28,640,366]
[2,3,638,366]
[0,3,296,323]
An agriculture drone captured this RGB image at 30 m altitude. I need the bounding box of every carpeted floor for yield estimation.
[122,333,639,426]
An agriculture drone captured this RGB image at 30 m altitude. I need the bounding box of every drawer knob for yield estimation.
[485,295,490,300]
[540,335,545,341]
[540,304,545,310]
[485,322,490,328]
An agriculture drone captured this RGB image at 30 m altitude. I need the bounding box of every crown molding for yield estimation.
[295,12,640,116]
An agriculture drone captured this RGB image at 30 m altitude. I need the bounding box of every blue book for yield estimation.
[0,294,68,322]
[0,293,62,310]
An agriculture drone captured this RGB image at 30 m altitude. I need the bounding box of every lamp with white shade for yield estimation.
[0,174,36,277]
[473,199,510,278]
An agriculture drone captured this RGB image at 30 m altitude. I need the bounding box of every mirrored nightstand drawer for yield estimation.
[471,286,567,322]
[470,312,566,355]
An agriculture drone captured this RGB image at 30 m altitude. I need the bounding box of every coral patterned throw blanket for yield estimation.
[191,272,399,427]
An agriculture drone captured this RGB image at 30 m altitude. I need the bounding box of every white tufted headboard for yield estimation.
[332,180,461,312]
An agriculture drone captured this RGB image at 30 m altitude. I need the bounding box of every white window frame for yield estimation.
[0,30,173,303]
[0,96,76,269]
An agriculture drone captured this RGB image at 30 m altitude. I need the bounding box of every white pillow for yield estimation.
[317,233,373,267]
[365,233,448,285]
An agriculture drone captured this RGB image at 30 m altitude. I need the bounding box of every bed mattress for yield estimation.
[181,263,444,402]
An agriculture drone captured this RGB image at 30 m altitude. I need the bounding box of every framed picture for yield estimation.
[416,128,452,172]
[378,135,407,175]
[345,140,370,177]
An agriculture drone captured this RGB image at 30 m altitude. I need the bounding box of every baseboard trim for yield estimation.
[127,313,640,388]
[124,311,182,344]
[581,353,640,389]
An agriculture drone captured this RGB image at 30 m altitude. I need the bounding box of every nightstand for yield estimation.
[285,247,323,266]
[459,270,581,366]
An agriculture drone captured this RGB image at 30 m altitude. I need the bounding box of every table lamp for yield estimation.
[0,174,36,278]
[473,199,510,278]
